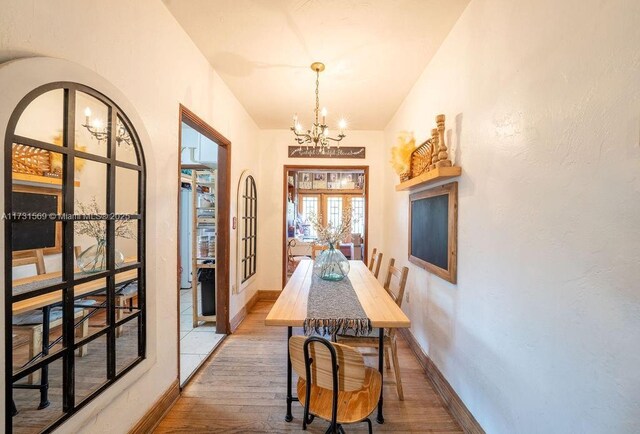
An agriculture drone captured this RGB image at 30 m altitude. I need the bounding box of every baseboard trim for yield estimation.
[230,290,260,332]
[128,379,180,434]
[257,289,280,301]
[398,328,485,434]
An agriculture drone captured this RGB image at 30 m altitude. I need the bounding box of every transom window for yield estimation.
[240,175,257,283]
[5,82,146,433]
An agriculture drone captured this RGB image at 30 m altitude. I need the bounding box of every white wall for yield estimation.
[383,0,640,432]
[258,129,385,291]
[0,0,261,432]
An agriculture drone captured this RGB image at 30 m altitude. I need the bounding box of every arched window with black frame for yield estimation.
[240,174,257,283]
[4,82,146,433]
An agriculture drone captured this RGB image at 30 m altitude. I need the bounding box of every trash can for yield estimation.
[198,260,216,316]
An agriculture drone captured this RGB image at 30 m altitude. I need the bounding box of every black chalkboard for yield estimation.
[410,195,449,270]
[12,191,57,251]
[408,182,458,283]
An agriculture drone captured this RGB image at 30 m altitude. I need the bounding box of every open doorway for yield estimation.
[282,165,369,287]
[177,106,231,386]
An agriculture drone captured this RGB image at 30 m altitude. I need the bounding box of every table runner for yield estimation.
[303,274,372,337]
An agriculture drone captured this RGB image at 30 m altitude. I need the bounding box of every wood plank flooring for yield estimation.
[155,301,463,433]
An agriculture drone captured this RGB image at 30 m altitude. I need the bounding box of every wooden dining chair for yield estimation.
[337,258,409,400]
[367,248,383,279]
[311,244,329,260]
[289,335,381,434]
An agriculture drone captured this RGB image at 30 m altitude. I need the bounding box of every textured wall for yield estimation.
[383,0,640,432]
[0,0,261,432]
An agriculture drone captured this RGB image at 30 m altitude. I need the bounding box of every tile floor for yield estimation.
[179,287,224,385]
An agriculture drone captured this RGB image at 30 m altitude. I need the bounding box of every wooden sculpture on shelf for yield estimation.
[390,114,457,187]
[435,114,452,168]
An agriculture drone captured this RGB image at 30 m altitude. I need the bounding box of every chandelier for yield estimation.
[82,107,133,149]
[291,62,346,150]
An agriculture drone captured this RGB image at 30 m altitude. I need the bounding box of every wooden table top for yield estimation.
[12,264,138,315]
[265,260,411,329]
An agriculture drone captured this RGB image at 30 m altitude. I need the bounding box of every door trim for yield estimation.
[177,106,231,377]
[282,164,369,288]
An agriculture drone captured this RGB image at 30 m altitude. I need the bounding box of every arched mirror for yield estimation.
[5,82,146,433]
[236,170,257,291]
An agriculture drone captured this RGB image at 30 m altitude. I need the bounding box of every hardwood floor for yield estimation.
[155,301,463,433]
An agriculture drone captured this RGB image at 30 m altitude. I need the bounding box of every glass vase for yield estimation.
[77,239,125,274]
[313,243,350,281]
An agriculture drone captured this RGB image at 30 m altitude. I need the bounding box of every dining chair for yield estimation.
[367,248,383,279]
[287,239,309,275]
[12,250,93,384]
[337,258,409,400]
[289,335,381,434]
[311,244,329,260]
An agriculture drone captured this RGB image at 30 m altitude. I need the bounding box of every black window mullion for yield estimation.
[62,87,76,412]
[106,106,117,380]
[137,165,146,358]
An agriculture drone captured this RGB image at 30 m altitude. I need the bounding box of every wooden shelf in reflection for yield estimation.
[13,172,80,187]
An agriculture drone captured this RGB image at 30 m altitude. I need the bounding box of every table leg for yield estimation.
[377,327,384,424]
[285,326,293,422]
[38,306,51,409]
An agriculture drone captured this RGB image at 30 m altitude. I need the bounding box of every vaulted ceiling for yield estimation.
[163,0,469,130]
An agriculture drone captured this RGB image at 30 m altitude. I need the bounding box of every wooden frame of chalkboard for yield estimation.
[408,182,458,283]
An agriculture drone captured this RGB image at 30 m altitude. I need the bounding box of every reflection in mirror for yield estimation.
[12,291,64,380]
[74,279,108,342]
[74,334,108,404]
[116,316,139,375]
[11,150,64,295]
[74,158,107,214]
[115,272,140,332]
[13,358,64,433]
[115,116,138,165]
[74,224,111,274]
[115,167,139,215]
[14,89,64,145]
[116,219,138,264]
[75,91,109,157]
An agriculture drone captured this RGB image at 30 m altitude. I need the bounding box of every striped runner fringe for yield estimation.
[303,274,372,337]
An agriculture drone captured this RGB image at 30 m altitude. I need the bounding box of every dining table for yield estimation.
[265,259,411,424]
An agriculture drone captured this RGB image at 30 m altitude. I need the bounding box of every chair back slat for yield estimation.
[383,258,408,308]
[289,335,365,392]
[368,248,383,278]
[311,244,328,260]
[367,248,377,271]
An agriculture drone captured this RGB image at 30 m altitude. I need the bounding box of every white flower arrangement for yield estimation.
[308,207,354,246]
[74,197,136,242]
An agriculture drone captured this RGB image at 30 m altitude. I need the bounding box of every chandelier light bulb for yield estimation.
[295,122,302,132]
[84,107,92,118]
[91,118,103,129]
[321,107,327,117]
[338,119,347,131]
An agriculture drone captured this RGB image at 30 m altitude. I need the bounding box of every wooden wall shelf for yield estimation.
[395,166,461,191]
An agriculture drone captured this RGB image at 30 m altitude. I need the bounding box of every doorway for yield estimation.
[177,106,231,386]
[282,165,369,287]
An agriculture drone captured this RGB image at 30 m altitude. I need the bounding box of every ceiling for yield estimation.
[163,0,469,130]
